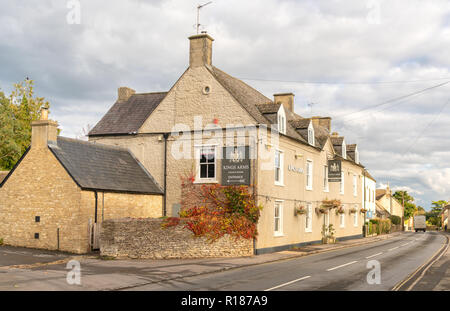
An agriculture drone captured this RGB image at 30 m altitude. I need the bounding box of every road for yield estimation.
[0,232,447,291]
[125,232,447,291]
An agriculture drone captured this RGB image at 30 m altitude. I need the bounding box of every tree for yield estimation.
[393,190,416,219]
[0,79,50,170]
[426,200,447,227]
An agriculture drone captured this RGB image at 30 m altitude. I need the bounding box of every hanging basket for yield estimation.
[295,206,307,216]
[349,208,357,214]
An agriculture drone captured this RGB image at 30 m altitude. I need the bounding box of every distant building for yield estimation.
[362,170,376,220]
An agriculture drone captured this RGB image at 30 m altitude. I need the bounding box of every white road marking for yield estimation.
[264,276,311,291]
[365,252,383,259]
[388,246,399,251]
[401,242,411,246]
[326,261,358,271]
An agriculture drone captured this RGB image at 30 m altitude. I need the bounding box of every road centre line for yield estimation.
[264,276,311,291]
[365,252,383,259]
[388,246,399,251]
[326,261,358,271]
[401,242,411,246]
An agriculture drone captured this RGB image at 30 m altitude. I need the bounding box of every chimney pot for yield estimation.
[31,114,58,149]
[40,107,49,120]
[118,87,135,102]
[273,93,295,112]
[188,34,214,68]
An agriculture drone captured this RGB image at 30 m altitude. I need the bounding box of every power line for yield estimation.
[239,76,450,85]
[333,80,450,121]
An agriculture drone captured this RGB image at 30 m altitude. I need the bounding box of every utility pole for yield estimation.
[402,192,405,231]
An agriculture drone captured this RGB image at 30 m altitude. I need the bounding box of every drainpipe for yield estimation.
[94,191,98,224]
[163,133,170,217]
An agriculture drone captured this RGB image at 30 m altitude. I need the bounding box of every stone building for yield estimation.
[0,110,163,253]
[88,33,372,254]
[376,185,403,219]
[363,170,376,219]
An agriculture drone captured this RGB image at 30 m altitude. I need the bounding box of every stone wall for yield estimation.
[100,218,254,259]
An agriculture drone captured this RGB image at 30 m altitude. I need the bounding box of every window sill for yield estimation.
[305,229,312,233]
[306,187,313,191]
[274,233,284,237]
[274,182,285,187]
[323,189,329,193]
[194,179,218,184]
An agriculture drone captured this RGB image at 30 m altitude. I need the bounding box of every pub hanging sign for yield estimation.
[221,146,251,185]
[328,159,342,182]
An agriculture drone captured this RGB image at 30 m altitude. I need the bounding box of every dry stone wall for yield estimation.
[100,218,254,259]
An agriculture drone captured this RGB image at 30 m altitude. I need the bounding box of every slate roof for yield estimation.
[346,144,357,161]
[364,170,376,182]
[376,189,387,200]
[89,92,167,136]
[48,137,163,194]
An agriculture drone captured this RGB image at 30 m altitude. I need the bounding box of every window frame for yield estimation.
[353,205,359,227]
[340,205,345,228]
[274,149,284,186]
[340,171,345,194]
[305,202,313,233]
[306,159,313,190]
[307,121,315,146]
[277,106,286,135]
[274,200,284,236]
[195,145,217,183]
[323,165,329,192]
[353,174,358,197]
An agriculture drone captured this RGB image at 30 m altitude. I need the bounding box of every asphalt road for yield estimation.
[125,232,447,291]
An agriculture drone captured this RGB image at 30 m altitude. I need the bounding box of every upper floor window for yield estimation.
[274,149,284,186]
[340,171,345,194]
[353,174,357,196]
[306,160,313,190]
[196,146,216,182]
[308,122,315,146]
[277,106,286,135]
[323,165,329,192]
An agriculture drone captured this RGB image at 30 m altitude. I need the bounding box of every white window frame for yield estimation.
[195,145,217,183]
[274,201,284,236]
[307,121,315,146]
[353,205,359,227]
[340,171,345,194]
[277,106,286,135]
[340,205,345,228]
[305,202,312,232]
[274,149,284,186]
[323,165,329,192]
[353,174,357,197]
[306,159,313,190]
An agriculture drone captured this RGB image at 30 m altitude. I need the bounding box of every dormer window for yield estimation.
[277,105,286,135]
[308,121,315,146]
[342,140,347,159]
[355,147,359,164]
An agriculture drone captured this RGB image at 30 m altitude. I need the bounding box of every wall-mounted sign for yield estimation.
[221,146,251,185]
[328,159,341,182]
[288,164,304,174]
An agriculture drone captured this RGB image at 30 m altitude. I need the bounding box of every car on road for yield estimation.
[414,215,426,232]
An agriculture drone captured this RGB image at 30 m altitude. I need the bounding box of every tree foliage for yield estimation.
[393,190,417,219]
[426,200,447,227]
[0,79,50,170]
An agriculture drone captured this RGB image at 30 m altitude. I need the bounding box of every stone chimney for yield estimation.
[318,117,331,132]
[331,132,339,137]
[311,116,321,127]
[188,33,214,68]
[118,87,135,102]
[274,93,294,112]
[31,107,58,149]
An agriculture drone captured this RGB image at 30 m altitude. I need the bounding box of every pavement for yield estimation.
[0,231,445,290]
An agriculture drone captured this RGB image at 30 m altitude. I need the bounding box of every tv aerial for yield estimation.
[196,1,212,34]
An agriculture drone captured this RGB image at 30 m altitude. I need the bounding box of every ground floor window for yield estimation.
[340,205,345,228]
[353,205,358,226]
[196,146,216,182]
[305,203,312,232]
[274,201,283,236]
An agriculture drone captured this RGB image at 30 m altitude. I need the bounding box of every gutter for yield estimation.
[163,133,170,217]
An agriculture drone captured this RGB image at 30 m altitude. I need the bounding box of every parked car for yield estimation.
[414,215,426,232]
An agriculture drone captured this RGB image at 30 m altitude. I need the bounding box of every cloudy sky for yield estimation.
[1,0,449,209]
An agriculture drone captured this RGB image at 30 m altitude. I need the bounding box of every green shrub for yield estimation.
[389,215,401,225]
[0,238,3,246]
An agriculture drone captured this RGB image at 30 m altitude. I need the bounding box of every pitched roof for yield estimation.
[89,92,167,136]
[376,189,386,200]
[48,137,163,194]
[0,171,9,184]
[364,170,376,182]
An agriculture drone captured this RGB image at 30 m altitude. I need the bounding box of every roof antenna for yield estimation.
[308,102,316,115]
[196,1,212,34]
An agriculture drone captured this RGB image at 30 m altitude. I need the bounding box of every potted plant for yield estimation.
[336,207,345,215]
[321,224,336,244]
[360,208,368,213]
[349,207,357,214]
[321,199,341,210]
[295,206,306,216]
